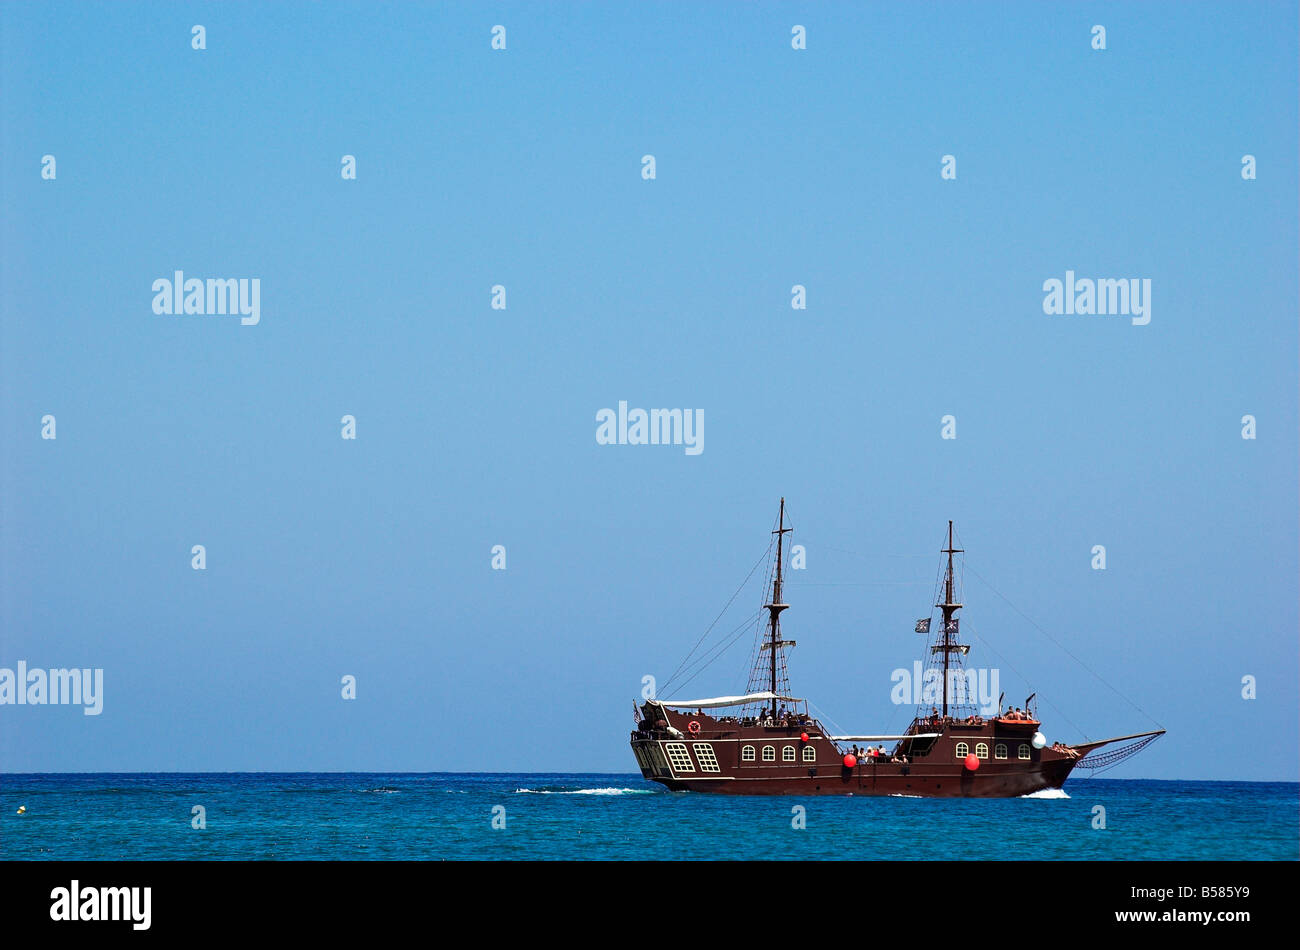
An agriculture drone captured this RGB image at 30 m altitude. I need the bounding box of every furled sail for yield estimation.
[654,691,799,709]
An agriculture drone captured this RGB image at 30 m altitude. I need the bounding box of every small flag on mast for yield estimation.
[945,618,960,633]
[915,618,930,633]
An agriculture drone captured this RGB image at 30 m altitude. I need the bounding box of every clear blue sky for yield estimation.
[2,2,1296,780]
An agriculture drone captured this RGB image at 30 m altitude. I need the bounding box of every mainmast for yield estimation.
[764,498,792,700]
[937,520,965,717]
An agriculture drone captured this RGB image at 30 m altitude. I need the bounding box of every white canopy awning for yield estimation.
[830,734,941,741]
[654,691,799,709]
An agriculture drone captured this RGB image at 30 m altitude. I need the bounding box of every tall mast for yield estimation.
[937,520,964,717]
[765,498,792,701]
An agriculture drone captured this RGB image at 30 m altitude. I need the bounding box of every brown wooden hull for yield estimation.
[637,750,1077,797]
[631,706,1082,798]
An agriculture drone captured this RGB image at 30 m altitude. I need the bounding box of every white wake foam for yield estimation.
[1021,788,1071,799]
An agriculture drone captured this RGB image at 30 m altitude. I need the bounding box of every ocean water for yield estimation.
[1,774,1295,861]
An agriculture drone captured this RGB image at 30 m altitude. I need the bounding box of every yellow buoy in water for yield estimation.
[16,806,26,815]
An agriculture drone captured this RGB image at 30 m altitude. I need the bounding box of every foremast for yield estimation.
[743,499,796,711]
[764,498,793,697]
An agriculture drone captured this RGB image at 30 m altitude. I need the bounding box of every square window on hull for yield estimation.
[664,742,695,773]
[694,743,721,773]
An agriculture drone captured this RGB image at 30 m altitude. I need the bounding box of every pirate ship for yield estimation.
[630,500,1163,796]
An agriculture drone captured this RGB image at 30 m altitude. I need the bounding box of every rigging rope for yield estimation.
[807,699,848,743]
[961,620,1089,740]
[742,529,781,695]
[660,539,773,695]
[665,609,764,696]
[962,561,1166,731]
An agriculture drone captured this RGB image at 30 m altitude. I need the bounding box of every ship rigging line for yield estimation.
[665,609,765,697]
[806,699,849,744]
[962,563,1166,732]
[960,620,1089,741]
[660,539,774,696]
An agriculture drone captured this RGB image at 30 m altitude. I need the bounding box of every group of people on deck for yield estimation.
[924,708,985,729]
[850,743,909,765]
[744,705,812,728]
[922,705,1038,729]
[1051,741,1081,758]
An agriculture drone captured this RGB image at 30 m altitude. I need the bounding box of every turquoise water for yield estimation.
[1,774,1295,860]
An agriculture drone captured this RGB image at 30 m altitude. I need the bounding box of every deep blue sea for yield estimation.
[1,774,1295,860]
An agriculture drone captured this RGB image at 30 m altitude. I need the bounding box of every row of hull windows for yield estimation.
[742,744,816,764]
[663,742,722,773]
[956,741,1031,761]
[641,741,1034,776]
[652,742,817,774]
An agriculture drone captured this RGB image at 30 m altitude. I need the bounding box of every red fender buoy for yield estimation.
[843,753,857,769]
[964,753,980,771]
[800,732,809,743]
